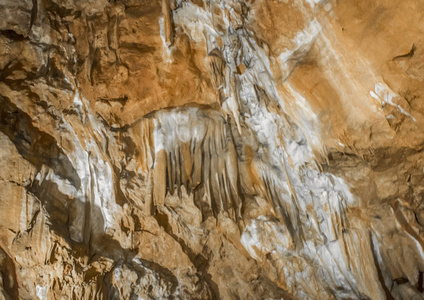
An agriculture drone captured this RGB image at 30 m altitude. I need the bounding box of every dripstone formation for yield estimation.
[1,0,424,299]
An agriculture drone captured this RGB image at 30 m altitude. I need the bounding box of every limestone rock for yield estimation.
[1,0,424,299]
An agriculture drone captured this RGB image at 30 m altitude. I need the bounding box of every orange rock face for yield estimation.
[1,0,424,299]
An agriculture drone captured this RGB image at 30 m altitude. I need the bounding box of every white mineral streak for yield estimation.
[241,215,293,260]
[36,285,48,300]
[305,0,322,8]
[41,84,120,243]
[159,17,172,60]
[162,4,384,298]
[371,83,416,121]
[173,2,216,44]
[278,19,322,64]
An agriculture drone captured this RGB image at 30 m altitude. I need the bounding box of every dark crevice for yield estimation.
[29,0,38,32]
[417,271,423,293]
[0,247,19,299]
[44,0,75,17]
[154,210,221,299]
[393,277,409,285]
[112,164,130,206]
[392,44,416,60]
[0,61,25,82]
[98,95,128,106]
[369,233,395,300]
[0,30,27,41]
[0,95,81,189]
[131,257,179,293]
[27,180,72,239]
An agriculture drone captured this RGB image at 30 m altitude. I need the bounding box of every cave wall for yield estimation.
[1,0,424,299]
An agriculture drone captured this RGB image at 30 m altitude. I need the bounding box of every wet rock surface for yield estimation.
[1,0,424,299]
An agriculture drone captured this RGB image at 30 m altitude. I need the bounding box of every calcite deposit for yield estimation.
[1,0,424,299]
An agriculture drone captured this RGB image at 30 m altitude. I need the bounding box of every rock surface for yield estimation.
[1,0,424,299]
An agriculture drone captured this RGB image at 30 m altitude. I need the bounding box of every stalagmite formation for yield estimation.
[1,0,424,299]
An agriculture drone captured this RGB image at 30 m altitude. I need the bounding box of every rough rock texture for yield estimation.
[1,0,424,299]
